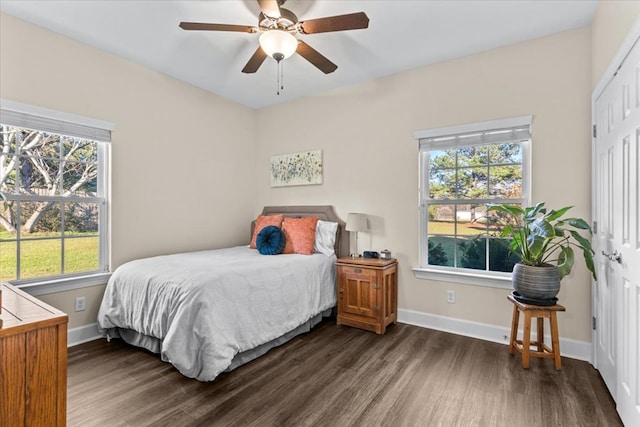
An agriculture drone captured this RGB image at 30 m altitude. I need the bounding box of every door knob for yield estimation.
[601,250,622,263]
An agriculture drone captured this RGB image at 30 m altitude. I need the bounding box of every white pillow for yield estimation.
[314,220,338,256]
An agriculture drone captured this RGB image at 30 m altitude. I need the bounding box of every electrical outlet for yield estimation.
[447,290,455,304]
[74,296,86,312]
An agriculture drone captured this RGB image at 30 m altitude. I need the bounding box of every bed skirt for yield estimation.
[103,307,334,376]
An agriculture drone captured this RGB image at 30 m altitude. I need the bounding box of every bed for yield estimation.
[97,206,348,381]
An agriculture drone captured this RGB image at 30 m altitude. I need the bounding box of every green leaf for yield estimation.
[567,217,592,232]
[569,229,594,254]
[583,249,597,281]
[553,224,567,237]
[511,234,524,252]
[526,234,546,262]
[545,206,572,222]
[530,218,555,238]
[524,202,546,222]
[488,204,523,217]
[557,246,575,279]
[500,224,514,238]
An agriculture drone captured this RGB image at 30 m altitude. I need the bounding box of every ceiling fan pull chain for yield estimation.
[276,60,281,95]
[276,59,285,96]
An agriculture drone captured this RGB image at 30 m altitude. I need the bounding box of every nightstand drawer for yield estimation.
[339,265,370,276]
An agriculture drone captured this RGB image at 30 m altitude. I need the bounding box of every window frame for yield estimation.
[412,116,532,288]
[0,99,113,294]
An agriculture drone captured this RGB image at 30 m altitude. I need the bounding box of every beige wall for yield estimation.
[592,0,640,87]
[0,13,256,327]
[38,285,106,329]
[255,27,594,342]
[3,2,639,344]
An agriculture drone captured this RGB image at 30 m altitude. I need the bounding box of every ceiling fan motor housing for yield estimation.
[259,8,299,32]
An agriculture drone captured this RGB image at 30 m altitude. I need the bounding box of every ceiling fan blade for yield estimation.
[298,12,369,34]
[296,40,337,74]
[179,22,257,33]
[242,46,268,73]
[257,0,281,19]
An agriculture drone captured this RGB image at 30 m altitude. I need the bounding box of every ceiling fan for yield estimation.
[179,0,370,75]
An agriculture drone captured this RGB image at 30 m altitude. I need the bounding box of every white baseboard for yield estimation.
[397,308,592,363]
[66,314,593,362]
[68,323,103,347]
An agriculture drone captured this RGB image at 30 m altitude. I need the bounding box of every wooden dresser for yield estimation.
[336,257,398,334]
[0,282,68,427]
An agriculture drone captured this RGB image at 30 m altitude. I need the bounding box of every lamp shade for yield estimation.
[346,213,369,232]
[259,30,298,60]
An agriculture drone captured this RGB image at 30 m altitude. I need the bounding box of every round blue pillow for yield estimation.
[256,225,286,255]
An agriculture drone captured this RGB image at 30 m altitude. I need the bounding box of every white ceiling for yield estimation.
[0,0,598,109]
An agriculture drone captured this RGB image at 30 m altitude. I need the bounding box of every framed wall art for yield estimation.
[270,150,323,187]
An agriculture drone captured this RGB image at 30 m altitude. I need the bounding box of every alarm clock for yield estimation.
[363,251,379,259]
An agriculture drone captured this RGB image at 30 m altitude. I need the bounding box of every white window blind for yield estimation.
[415,115,531,150]
[0,99,113,142]
[418,126,531,150]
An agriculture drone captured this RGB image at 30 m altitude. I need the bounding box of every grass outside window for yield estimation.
[0,231,99,282]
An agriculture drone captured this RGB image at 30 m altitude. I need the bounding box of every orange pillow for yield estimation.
[250,214,284,249]
[282,217,319,255]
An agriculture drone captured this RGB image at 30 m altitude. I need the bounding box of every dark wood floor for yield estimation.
[67,320,622,427]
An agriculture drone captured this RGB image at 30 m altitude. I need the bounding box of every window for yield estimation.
[414,116,531,284]
[0,101,111,285]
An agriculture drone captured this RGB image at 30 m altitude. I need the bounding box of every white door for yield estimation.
[593,38,640,427]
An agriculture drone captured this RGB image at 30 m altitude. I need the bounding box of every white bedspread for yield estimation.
[97,246,336,381]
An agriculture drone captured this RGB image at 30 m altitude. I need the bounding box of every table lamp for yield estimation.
[345,213,369,257]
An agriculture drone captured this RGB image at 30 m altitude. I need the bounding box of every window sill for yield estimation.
[412,267,512,289]
[14,272,111,296]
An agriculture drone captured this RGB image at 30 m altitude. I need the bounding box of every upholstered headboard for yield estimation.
[251,205,349,259]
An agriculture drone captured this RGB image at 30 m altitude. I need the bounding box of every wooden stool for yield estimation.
[507,294,566,370]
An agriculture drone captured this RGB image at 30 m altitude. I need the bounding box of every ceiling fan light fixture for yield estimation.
[259,30,298,60]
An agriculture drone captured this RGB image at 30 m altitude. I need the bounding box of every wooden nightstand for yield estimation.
[336,257,398,334]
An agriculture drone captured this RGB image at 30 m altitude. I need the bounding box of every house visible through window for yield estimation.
[415,116,531,278]
[0,102,111,284]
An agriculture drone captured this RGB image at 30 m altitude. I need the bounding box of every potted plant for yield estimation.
[487,202,596,303]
